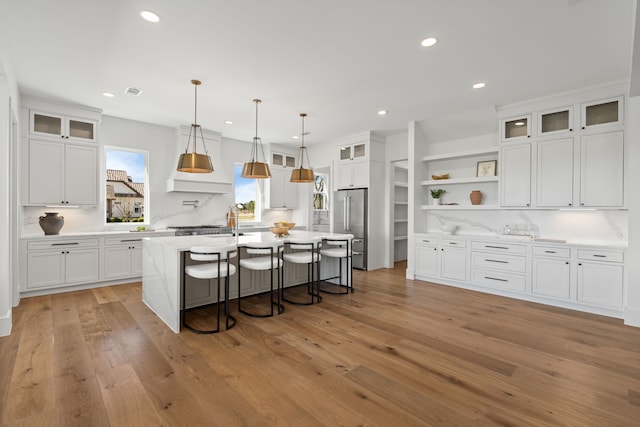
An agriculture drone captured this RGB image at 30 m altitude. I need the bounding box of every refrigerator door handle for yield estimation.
[345,195,351,232]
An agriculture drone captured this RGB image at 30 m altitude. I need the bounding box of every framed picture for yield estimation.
[476,160,497,177]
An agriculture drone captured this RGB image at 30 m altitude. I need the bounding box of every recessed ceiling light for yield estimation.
[472,82,486,89]
[224,120,233,125]
[378,110,388,116]
[292,135,299,140]
[102,92,115,98]
[514,121,525,126]
[140,10,160,23]
[421,37,438,47]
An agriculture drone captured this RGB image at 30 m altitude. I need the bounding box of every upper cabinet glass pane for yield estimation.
[340,146,351,160]
[539,108,572,135]
[504,117,529,139]
[285,155,296,168]
[272,153,283,166]
[69,120,94,140]
[33,114,62,136]
[585,101,619,127]
[353,143,366,158]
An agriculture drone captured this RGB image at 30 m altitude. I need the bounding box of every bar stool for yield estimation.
[237,240,285,317]
[282,236,323,305]
[319,234,355,294]
[181,243,237,334]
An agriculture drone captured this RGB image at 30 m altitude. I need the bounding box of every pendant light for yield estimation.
[290,113,314,183]
[241,99,271,178]
[176,79,214,173]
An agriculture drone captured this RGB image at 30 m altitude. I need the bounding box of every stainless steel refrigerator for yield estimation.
[333,188,367,270]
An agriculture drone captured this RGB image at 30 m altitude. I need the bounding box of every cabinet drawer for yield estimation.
[104,236,144,246]
[577,249,623,263]
[415,237,437,246]
[27,238,100,251]
[471,241,526,254]
[471,251,526,273]
[532,246,571,258]
[470,268,526,292]
[441,239,466,248]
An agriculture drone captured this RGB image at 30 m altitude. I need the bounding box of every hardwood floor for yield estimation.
[1,262,640,426]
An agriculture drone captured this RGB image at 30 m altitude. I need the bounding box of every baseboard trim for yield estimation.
[0,308,12,337]
[624,307,640,328]
[405,268,414,280]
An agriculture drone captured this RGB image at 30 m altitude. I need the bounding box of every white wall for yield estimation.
[384,131,408,267]
[0,43,20,336]
[626,95,640,326]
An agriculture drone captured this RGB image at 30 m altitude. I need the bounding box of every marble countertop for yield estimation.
[417,232,627,249]
[21,230,176,239]
[143,231,352,252]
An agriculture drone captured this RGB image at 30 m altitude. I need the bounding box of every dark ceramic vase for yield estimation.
[39,212,64,235]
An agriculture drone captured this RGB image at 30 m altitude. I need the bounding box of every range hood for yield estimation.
[166,126,232,194]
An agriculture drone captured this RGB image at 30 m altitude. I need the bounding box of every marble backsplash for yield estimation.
[424,209,628,244]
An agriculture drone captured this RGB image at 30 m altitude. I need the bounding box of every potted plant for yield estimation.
[430,189,446,205]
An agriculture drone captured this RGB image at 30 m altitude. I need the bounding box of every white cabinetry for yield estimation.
[536,138,574,207]
[500,144,531,207]
[579,131,624,207]
[580,96,623,131]
[28,139,97,205]
[271,152,296,168]
[415,237,439,277]
[22,98,101,207]
[339,143,366,161]
[104,236,144,280]
[414,235,466,282]
[26,238,100,290]
[30,110,98,142]
[577,249,623,310]
[266,168,298,209]
[531,246,571,300]
[440,239,466,282]
[469,241,527,293]
[498,92,625,209]
[336,159,368,190]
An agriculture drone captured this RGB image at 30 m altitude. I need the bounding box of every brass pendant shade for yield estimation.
[241,99,271,178]
[290,113,314,183]
[176,80,214,173]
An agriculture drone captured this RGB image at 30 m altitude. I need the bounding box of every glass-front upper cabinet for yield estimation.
[30,110,98,142]
[271,152,296,168]
[339,143,366,161]
[581,96,624,131]
[538,106,573,137]
[501,114,531,142]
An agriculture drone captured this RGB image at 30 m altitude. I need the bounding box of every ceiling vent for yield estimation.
[124,86,143,96]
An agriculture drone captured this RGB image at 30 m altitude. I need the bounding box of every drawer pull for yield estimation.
[544,250,556,254]
[485,245,509,250]
[120,239,142,242]
[422,240,431,243]
[449,242,458,245]
[485,276,508,282]
[52,242,79,246]
[486,259,508,264]
[593,254,607,258]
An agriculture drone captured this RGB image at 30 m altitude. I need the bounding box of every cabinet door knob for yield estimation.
[569,128,573,132]
[568,203,572,206]
[582,126,586,130]
[565,261,569,265]
[578,263,582,266]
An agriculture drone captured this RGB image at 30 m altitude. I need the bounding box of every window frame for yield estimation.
[104,146,150,228]
[234,163,262,225]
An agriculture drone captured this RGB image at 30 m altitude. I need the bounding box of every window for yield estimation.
[105,147,148,224]
[234,164,261,223]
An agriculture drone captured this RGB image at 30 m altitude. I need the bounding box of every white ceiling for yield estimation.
[0,0,636,145]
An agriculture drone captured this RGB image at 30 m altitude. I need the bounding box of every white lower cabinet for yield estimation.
[440,239,466,282]
[532,246,571,300]
[26,238,100,290]
[415,237,438,277]
[415,234,626,317]
[577,249,624,309]
[104,236,144,280]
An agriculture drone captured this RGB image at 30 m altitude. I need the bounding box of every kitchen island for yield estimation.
[142,231,352,332]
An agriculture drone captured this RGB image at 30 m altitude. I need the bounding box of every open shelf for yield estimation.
[421,176,499,186]
[422,147,499,162]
